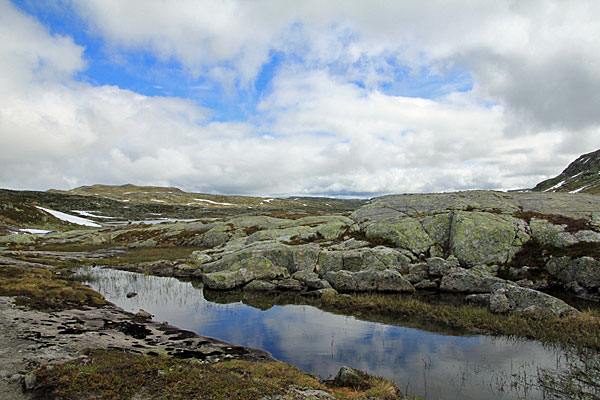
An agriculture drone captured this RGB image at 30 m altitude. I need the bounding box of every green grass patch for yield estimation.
[36,243,117,252]
[318,292,600,351]
[0,266,106,311]
[31,349,406,400]
[103,246,197,265]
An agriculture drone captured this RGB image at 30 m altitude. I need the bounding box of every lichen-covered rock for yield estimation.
[202,225,230,248]
[189,251,213,265]
[364,217,433,255]
[547,256,600,291]
[488,283,580,317]
[316,247,410,275]
[292,245,320,272]
[292,270,332,290]
[529,218,578,248]
[276,278,303,291]
[324,269,415,292]
[449,212,529,266]
[421,213,452,251]
[246,226,310,244]
[243,280,278,291]
[426,256,460,277]
[573,230,600,243]
[440,267,507,293]
[202,256,289,289]
[0,233,36,245]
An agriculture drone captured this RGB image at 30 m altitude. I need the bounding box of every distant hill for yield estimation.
[532,149,600,194]
[49,184,365,210]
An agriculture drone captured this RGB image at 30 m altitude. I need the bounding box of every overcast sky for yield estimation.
[1,0,599,197]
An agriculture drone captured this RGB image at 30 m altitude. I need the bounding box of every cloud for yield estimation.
[1,0,599,196]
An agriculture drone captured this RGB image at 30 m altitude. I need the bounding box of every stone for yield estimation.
[189,251,213,265]
[202,256,290,290]
[246,226,310,244]
[333,366,369,389]
[136,309,153,319]
[530,218,577,248]
[243,280,278,291]
[0,233,36,245]
[547,256,600,291]
[449,212,529,266]
[292,245,320,272]
[465,293,491,305]
[292,270,331,290]
[427,256,460,276]
[488,284,579,317]
[414,279,437,290]
[276,278,303,291]
[365,217,433,255]
[126,292,138,298]
[202,225,230,248]
[23,371,37,391]
[574,230,600,243]
[440,267,507,293]
[324,269,415,293]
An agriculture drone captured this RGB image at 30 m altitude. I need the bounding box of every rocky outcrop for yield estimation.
[487,284,580,318]
[324,269,415,292]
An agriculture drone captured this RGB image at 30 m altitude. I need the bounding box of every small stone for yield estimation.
[136,309,153,319]
[334,366,369,389]
[23,371,37,390]
[126,292,138,298]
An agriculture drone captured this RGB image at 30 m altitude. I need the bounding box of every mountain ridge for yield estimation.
[532,149,600,194]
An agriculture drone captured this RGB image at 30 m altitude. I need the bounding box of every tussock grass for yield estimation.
[0,266,106,311]
[319,292,600,351]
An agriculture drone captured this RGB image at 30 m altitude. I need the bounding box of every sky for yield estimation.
[1,0,599,197]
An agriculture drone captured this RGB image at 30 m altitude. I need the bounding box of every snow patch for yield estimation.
[570,186,589,193]
[72,210,115,219]
[194,198,234,206]
[151,199,165,203]
[19,228,51,234]
[36,207,102,227]
[544,180,565,192]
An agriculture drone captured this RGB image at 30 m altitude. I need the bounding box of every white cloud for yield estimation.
[1,0,599,196]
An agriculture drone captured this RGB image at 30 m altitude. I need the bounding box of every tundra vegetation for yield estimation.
[1,184,600,399]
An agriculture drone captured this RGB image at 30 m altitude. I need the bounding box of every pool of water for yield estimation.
[82,266,570,400]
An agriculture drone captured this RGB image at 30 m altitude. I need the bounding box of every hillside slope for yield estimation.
[533,149,600,194]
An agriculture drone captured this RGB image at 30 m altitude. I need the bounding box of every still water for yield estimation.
[82,267,568,400]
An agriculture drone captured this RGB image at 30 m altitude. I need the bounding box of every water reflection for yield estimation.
[82,267,567,400]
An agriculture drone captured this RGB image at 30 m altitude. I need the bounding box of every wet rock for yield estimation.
[276,278,303,291]
[126,292,138,298]
[488,284,580,317]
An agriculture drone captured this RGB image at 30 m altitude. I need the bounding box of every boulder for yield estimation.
[529,218,578,248]
[243,280,278,291]
[202,256,290,290]
[292,270,332,290]
[449,212,529,266]
[324,269,415,292]
[333,366,369,389]
[440,267,506,293]
[202,225,230,248]
[488,283,580,318]
[546,256,600,291]
[364,217,433,255]
[189,251,213,265]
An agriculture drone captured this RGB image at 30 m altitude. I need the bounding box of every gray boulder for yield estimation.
[202,256,289,290]
[546,256,600,291]
[440,267,506,293]
[489,283,580,318]
[324,269,415,292]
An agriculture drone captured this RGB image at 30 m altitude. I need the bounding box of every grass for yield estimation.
[0,266,106,311]
[318,292,600,351]
[31,349,406,400]
[104,246,198,265]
